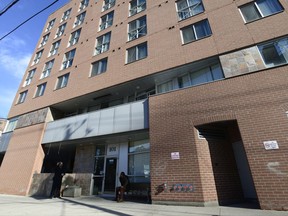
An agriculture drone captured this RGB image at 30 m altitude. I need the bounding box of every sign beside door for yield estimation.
[107,144,119,156]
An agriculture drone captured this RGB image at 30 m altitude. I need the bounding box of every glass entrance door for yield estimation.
[104,157,117,193]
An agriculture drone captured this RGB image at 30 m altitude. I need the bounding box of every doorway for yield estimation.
[104,157,117,193]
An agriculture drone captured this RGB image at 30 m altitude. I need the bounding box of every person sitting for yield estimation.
[115,172,129,202]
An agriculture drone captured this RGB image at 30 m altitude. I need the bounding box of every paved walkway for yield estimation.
[0,194,287,216]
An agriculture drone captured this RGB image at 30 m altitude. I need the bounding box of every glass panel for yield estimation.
[260,42,287,66]
[179,74,191,88]
[95,144,106,156]
[194,20,211,39]
[157,80,174,93]
[257,0,283,17]
[211,64,224,80]
[190,67,213,85]
[182,27,195,43]
[138,43,147,60]
[93,177,103,195]
[128,153,150,181]
[94,157,105,175]
[129,139,150,153]
[240,3,261,22]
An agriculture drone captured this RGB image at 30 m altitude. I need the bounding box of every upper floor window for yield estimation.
[103,0,116,11]
[32,49,43,65]
[239,0,283,23]
[126,42,147,63]
[74,11,86,27]
[23,69,36,87]
[95,32,111,55]
[176,0,204,21]
[128,16,147,41]
[55,23,67,38]
[56,73,70,89]
[181,19,212,44]
[61,8,72,22]
[17,91,28,104]
[258,37,288,67]
[69,28,82,47]
[62,49,76,70]
[129,0,146,16]
[41,59,54,79]
[99,11,114,31]
[91,58,108,77]
[39,33,50,47]
[49,40,61,57]
[5,118,18,132]
[46,18,56,32]
[35,83,47,97]
[79,0,89,11]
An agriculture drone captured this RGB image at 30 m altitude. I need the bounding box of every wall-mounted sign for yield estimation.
[263,140,279,150]
[171,152,180,160]
[107,144,119,155]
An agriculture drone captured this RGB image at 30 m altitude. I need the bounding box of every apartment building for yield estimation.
[0,0,287,210]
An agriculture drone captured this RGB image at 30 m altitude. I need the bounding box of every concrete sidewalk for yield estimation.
[0,194,287,216]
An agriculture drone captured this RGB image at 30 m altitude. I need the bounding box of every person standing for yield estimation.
[50,161,65,198]
[115,172,129,202]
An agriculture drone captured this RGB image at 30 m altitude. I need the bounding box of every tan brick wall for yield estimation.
[0,124,45,195]
[149,66,288,210]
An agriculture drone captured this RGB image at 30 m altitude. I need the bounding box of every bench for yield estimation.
[126,182,151,203]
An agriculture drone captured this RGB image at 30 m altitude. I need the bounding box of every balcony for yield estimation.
[42,100,148,144]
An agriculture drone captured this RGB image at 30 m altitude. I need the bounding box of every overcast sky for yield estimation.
[0,0,69,118]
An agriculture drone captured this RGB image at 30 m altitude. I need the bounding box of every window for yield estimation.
[46,19,55,32]
[176,0,204,21]
[41,59,54,79]
[62,49,76,69]
[126,42,147,63]
[91,58,108,76]
[95,32,111,55]
[128,16,147,41]
[55,23,67,38]
[181,19,212,44]
[35,83,47,97]
[79,0,89,11]
[56,73,70,89]
[69,28,81,46]
[5,118,18,132]
[74,11,86,27]
[23,69,36,87]
[39,33,50,47]
[32,50,43,65]
[103,0,116,11]
[258,37,288,67]
[17,91,28,104]
[156,63,224,94]
[129,0,146,16]
[239,0,283,23]
[99,11,114,31]
[128,139,150,183]
[49,40,61,57]
[61,8,72,22]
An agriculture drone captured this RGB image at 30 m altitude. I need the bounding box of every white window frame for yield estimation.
[79,0,89,11]
[103,0,116,11]
[49,40,61,57]
[39,33,50,47]
[46,19,55,32]
[62,49,76,70]
[99,11,114,31]
[56,73,70,89]
[181,19,212,44]
[69,28,81,47]
[61,8,72,22]
[129,0,146,16]
[95,32,111,55]
[239,0,283,23]
[5,118,18,132]
[35,83,47,97]
[23,69,36,87]
[41,59,54,79]
[91,58,108,77]
[126,42,147,63]
[17,91,28,104]
[128,16,147,41]
[176,0,204,21]
[55,23,67,38]
[32,50,43,65]
[74,11,86,27]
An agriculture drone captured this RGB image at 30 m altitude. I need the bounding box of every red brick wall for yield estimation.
[149,66,288,210]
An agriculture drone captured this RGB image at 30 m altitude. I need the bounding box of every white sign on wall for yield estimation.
[263,140,279,150]
[171,152,180,160]
[107,144,119,155]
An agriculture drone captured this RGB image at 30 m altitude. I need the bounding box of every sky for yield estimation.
[0,0,69,118]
